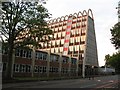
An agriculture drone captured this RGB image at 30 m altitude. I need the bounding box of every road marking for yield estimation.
[97,80,101,82]
[109,80,114,83]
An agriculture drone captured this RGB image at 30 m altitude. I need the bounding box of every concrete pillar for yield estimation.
[68,56,71,77]
[46,51,50,77]
[31,47,35,77]
[59,54,62,77]
[76,58,79,77]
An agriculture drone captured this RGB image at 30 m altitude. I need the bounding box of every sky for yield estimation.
[43,0,119,66]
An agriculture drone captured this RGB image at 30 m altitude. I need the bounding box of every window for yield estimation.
[50,54,59,62]
[43,53,47,60]
[55,48,58,53]
[26,50,32,59]
[39,52,43,60]
[39,66,43,73]
[15,49,20,56]
[62,56,69,63]
[76,37,80,42]
[28,50,32,58]
[43,66,46,73]
[71,58,76,65]
[69,46,73,51]
[70,38,74,43]
[26,65,31,72]
[20,64,26,72]
[23,50,26,57]
[59,47,63,52]
[34,66,39,73]
[35,52,39,59]
[14,64,20,72]
[61,32,65,37]
[20,49,23,57]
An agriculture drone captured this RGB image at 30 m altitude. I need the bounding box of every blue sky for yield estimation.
[44,0,119,66]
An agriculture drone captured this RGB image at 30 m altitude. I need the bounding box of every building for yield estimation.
[41,9,99,68]
[2,9,99,78]
[117,1,120,22]
[116,1,120,52]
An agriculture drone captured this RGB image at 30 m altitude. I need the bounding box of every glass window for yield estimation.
[35,52,39,59]
[43,66,46,73]
[28,51,32,59]
[34,66,39,73]
[69,46,73,51]
[15,49,20,57]
[26,65,31,72]
[14,64,20,72]
[20,49,23,57]
[60,47,63,52]
[58,32,61,38]
[62,32,65,37]
[56,40,60,45]
[39,66,43,73]
[20,64,26,72]
[43,53,47,60]
[23,50,26,57]
[39,52,43,60]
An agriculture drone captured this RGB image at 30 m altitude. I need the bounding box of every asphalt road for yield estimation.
[2,75,120,89]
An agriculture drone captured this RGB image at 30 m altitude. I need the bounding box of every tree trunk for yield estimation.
[6,44,14,79]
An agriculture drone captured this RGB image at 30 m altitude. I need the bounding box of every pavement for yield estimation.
[2,75,120,89]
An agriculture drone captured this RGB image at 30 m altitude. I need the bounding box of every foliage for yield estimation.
[1,1,52,79]
[104,54,110,67]
[1,1,52,49]
[110,22,120,49]
[106,52,120,74]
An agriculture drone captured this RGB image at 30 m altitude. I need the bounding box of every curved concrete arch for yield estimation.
[68,14,73,18]
[61,16,65,21]
[52,18,57,23]
[64,15,69,20]
[82,10,88,16]
[73,13,78,18]
[88,9,94,19]
[56,17,61,22]
[77,11,83,17]
[49,20,53,24]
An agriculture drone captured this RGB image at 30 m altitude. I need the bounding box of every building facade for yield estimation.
[41,9,99,68]
[2,9,99,78]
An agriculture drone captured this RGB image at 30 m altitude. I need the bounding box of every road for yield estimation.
[2,75,120,89]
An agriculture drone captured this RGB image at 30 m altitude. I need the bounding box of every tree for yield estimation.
[104,54,111,67]
[108,52,120,74]
[110,22,120,49]
[1,1,52,79]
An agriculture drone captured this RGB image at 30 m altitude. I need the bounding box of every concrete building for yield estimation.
[41,9,99,68]
[2,9,99,78]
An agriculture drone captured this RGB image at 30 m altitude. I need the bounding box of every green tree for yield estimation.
[108,52,120,74]
[104,54,111,67]
[110,22,120,49]
[1,1,52,79]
